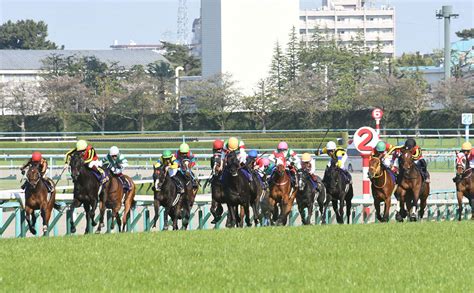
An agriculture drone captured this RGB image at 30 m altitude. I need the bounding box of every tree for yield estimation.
[394,52,435,67]
[184,73,241,130]
[283,26,301,85]
[40,75,89,132]
[268,42,286,97]
[161,41,201,76]
[5,82,43,139]
[433,77,474,113]
[147,61,174,102]
[0,19,61,49]
[398,72,430,131]
[241,79,279,132]
[455,28,474,40]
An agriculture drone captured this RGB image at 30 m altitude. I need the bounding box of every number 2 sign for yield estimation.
[354,127,379,155]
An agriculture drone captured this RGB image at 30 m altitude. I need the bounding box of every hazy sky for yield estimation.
[0,0,472,56]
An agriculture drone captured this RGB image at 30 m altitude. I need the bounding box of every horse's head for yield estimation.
[153,165,168,192]
[69,152,84,182]
[368,157,382,179]
[326,163,340,192]
[275,157,286,176]
[26,166,41,188]
[297,170,306,191]
[213,156,223,174]
[400,149,414,173]
[455,152,467,177]
[226,152,240,176]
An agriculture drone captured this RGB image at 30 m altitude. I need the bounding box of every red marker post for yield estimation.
[354,127,378,200]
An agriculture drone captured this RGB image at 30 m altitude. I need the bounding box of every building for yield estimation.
[190,18,202,57]
[299,0,395,57]
[0,50,168,115]
[201,0,299,95]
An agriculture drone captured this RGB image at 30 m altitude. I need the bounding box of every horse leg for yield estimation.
[121,199,131,232]
[244,204,252,227]
[225,204,235,228]
[90,199,98,227]
[69,199,80,234]
[345,198,352,225]
[383,196,391,222]
[238,205,245,228]
[96,199,105,233]
[411,189,420,222]
[332,199,342,224]
[252,200,260,226]
[374,196,383,222]
[84,204,91,234]
[210,199,220,224]
[277,200,291,226]
[40,205,51,235]
[114,208,122,233]
[395,189,406,222]
[298,204,307,225]
[25,207,36,235]
[152,199,160,229]
[469,195,474,220]
[457,191,464,221]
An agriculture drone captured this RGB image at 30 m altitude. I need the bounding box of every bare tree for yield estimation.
[433,76,474,113]
[241,79,279,132]
[183,73,241,130]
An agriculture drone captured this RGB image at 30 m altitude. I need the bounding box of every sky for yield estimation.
[0,0,473,56]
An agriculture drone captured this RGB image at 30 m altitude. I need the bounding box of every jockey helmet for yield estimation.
[109,146,120,156]
[404,138,416,149]
[301,153,312,162]
[260,157,270,167]
[213,139,224,150]
[228,137,239,151]
[32,151,42,162]
[375,141,386,152]
[162,150,173,159]
[461,141,472,151]
[277,141,288,151]
[179,143,190,153]
[76,140,88,151]
[326,141,337,151]
[248,150,258,158]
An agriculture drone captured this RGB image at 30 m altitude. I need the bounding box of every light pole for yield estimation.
[436,6,458,80]
[175,66,184,131]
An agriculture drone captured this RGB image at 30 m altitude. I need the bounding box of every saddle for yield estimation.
[116,175,131,192]
[89,168,109,185]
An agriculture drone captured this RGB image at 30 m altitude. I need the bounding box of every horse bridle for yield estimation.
[154,167,168,191]
[26,167,41,187]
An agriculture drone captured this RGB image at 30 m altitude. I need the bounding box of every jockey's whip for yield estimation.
[315,128,330,155]
[54,166,67,186]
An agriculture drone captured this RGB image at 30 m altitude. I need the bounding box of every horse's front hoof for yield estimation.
[70,226,76,234]
[95,229,101,234]
[42,225,48,233]
[409,214,417,222]
[99,223,105,228]
[91,221,97,227]
[395,212,403,222]
[30,228,37,235]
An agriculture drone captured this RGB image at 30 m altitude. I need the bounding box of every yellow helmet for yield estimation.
[228,137,239,151]
[301,153,312,162]
[461,141,472,151]
[76,140,88,151]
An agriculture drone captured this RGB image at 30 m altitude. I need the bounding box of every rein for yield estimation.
[372,169,387,189]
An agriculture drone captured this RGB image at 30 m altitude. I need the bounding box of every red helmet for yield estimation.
[32,151,42,162]
[213,139,224,150]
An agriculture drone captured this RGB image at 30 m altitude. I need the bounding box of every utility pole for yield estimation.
[436,5,458,80]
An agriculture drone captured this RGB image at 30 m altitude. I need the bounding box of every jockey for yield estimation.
[102,146,130,190]
[160,150,184,193]
[256,157,271,188]
[245,150,259,170]
[390,138,430,183]
[175,143,198,188]
[318,141,352,184]
[65,139,107,184]
[268,141,301,188]
[371,141,394,170]
[210,139,224,172]
[223,136,247,164]
[460,141,473,169]
[20,152,53,192]
[300,153,318,180]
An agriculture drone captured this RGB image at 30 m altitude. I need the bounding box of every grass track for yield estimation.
[0,221,473,291]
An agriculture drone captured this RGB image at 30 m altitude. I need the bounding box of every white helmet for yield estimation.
[109,146,120,156]
[326,141,337,151]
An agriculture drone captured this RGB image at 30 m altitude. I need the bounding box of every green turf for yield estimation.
[0,221,472,291]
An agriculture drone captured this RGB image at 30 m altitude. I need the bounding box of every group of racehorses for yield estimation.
[21,146,473,236]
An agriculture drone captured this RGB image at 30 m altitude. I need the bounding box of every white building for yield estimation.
[201,0,299,95]
[300,0,395,57]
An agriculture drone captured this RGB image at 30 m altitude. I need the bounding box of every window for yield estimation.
[300,16,306,21]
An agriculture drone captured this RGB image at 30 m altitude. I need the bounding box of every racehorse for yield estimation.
[368,157,396,222]
[222,151,260,227]
[207,156,225,225]
[177,159,198,230]
[453,152,473,221]
[152,165,182,230]
[323,162,354,224]
[68,152,101,234]
[96,174,136,233]
[24,167,56,235]
[269,156,297,225]
[296,170,329,225]
[395,148,430,222]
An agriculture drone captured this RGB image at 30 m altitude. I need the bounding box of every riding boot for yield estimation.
[323,167,330,185]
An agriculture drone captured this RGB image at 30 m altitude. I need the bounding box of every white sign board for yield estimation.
[371,108,384,120]
[353,127,379,155]
[462,113,472,125]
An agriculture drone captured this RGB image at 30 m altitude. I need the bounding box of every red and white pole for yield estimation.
[362,154,370,199]
[353,126,379,201]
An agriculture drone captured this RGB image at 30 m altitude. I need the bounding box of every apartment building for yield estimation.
[300,0,395,57]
